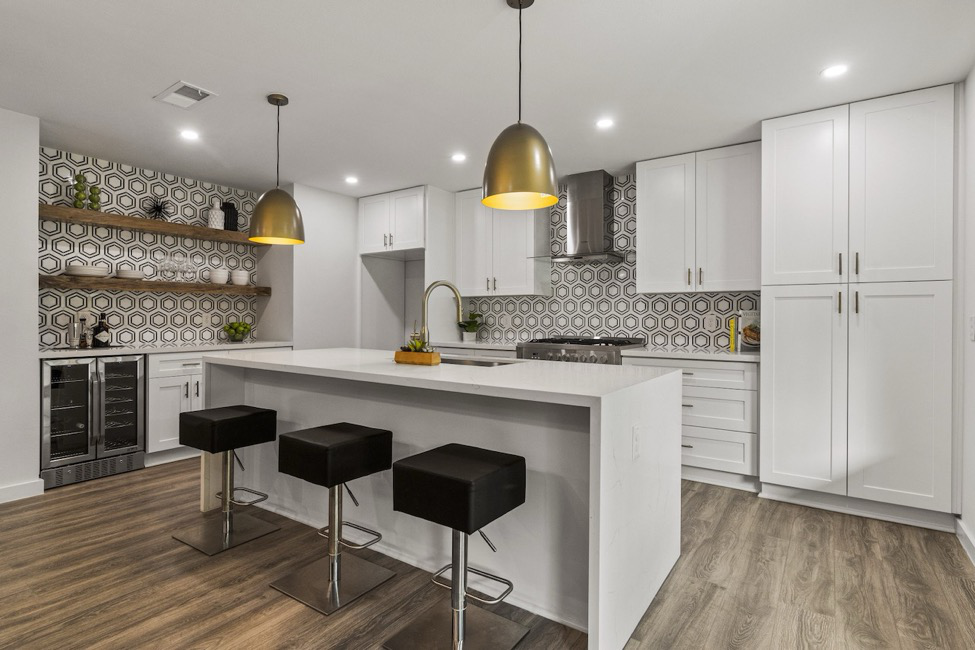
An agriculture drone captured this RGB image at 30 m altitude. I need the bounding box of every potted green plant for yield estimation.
[395,337,441,366]
[457,312,483,343]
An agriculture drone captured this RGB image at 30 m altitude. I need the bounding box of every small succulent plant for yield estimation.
[401,338,430,353]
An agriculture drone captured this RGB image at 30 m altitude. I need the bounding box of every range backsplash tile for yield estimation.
[466,174,760,348]
[37,148,260,348]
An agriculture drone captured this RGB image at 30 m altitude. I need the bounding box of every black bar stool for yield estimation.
[172,405,280,556]
[270,423,396,615]
[383,443,529,650]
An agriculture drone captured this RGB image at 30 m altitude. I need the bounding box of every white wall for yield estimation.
[960,67,975,549]
[0,108,42,503]
[257,183,358,349]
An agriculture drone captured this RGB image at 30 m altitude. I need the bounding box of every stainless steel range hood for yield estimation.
[551,170,624,263]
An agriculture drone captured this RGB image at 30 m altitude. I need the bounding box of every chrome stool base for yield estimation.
[382,603,529,650]
[172,511,279,556]
[271,552,395,615]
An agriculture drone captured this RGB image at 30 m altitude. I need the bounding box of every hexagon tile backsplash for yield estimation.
[37,148,260,348]
[466,175,761,348]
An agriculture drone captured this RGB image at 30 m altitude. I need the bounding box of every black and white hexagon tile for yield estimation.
[38,148,260,348]
[466,175,761,350]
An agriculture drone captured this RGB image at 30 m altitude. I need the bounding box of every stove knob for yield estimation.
[568,353,578,362]
[598,357,608,364]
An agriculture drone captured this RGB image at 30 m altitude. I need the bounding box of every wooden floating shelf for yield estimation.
[38,203,266,247]
[38,274,271,296]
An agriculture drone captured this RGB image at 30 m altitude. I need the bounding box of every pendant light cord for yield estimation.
[518,2,522,123]
[275,104,281,188]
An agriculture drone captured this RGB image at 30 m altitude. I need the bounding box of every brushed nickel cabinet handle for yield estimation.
[493,277,497,291]
[184,382,189,399]
[855,291,859,314]
[682,404,694,408]
[486,277,490,291]
[855,252,860,275]
[838,291,842,314]
[682,372,694,376]
[681,444,694,449]
[699,268,703,284]
[389,233,393,247]
[839,252,843,276]
[195,380,200,397]
[384,233,388,247]
[687,268,691,286]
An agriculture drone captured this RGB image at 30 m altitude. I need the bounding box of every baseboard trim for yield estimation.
[256,501,588,633]
[957,518,975,566]
[759,483,956,532]
[682,466,760,493]
[145,447,200,467]
[0,478,44,504]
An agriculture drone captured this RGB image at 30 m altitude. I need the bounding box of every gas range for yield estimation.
[516,337,646,365]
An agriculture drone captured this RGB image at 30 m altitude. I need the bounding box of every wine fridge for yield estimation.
[40,356,145,489]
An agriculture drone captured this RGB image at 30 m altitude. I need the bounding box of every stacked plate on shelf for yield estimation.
[116,269,145,280]
[64,263,111,277]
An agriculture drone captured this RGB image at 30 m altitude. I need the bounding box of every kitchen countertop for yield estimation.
[38,340,293,359]
[207,347,676,407]
[623,347,760,363]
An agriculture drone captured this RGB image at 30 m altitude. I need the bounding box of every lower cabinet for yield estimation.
[622,356,760,477]
[761,281,953,512]
[146,374,201,453]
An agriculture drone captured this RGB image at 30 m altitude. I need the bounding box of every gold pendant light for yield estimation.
[249,93,305,245]
[482,0,558,210]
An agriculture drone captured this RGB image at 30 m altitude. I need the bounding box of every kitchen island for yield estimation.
[200,348,681,650]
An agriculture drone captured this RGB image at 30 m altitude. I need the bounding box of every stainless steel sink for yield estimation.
[440,357,517,367]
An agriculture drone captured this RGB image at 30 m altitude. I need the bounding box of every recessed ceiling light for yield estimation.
[180,129,200,141]
[596,117,614,130]
[451,152,467,163]
[820,64,848,78]
[345,176,359,185]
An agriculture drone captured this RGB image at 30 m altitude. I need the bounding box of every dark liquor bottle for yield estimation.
[92,313,111,348]
[79,317,89,349]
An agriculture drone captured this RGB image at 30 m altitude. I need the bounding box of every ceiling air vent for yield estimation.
[153,81,217,109]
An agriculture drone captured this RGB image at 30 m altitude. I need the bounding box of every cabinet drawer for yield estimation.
[681,426,757,475]
[623,357,758,390]
[681,387,757,433]
[148,352,209,378]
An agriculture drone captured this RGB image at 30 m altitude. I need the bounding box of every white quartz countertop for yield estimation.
[430,340,517,351]
[622,347,760,363]
[38,340,293,359]
[206,347,677,407]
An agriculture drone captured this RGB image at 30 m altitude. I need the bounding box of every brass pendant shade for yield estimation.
[482,122,558,210]
[249,93,305,245]
[481,0,557,211]
[249,188,305,245]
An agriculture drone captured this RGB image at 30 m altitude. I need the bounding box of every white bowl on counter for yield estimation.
[210,269,230,284]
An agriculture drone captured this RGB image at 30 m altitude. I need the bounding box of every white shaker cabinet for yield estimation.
[146,375,195,453]
[761,106,849,286]
[636,143,760,294]
[454,189,551,297]
[847,282,952,511]
[849,85,954,283]
[635,153,696,293]
[359,186,425,255]
[760,284,848,494]
[695,142,762,292]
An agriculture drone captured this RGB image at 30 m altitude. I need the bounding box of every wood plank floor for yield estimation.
[2,461,974,649]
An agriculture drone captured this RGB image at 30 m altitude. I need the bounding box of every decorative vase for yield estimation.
[462,331,477,343]
[222,201,239,231]
[207,198,225,229]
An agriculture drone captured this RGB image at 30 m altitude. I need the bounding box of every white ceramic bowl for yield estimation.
[116,269,145,280]
[230,274,249,286]
[210,269,230,284]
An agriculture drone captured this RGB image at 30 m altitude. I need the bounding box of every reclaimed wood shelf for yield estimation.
[38,203,265,247]
[38,274,272,296]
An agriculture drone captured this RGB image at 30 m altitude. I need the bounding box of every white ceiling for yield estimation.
[2,0,974,198]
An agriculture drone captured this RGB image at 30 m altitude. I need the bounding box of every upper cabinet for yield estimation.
[761,106,849,285]
[454,189,551,297]
[359,186,425,255]
[636,142,761,294]
[762,85,954,286]
[849,85,954,283]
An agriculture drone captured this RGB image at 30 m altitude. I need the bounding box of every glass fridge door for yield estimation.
[42,359,96,469]
[97,356,145,457]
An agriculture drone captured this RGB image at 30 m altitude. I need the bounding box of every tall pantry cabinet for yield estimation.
[760,85,955,513]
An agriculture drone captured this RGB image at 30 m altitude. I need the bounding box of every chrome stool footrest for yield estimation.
[431,563,515,605]
[215,486,268,507]
[317,520,383,550]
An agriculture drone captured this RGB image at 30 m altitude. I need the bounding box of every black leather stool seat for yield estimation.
[393,443,526,534]
[279,423,393,488]
[179,405,276,453]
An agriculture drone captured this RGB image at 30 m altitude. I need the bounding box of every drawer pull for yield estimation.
[682,372,694,376]
[682,404,694,408]
[181,362,201,367]
[681,444,694,449]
